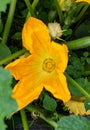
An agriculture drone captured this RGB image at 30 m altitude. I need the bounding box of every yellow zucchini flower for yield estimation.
[6,17,71,111]
[76,0,90,4]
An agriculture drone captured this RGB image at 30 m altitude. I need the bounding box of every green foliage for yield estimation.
[67,51,90,78]
[43,95,57,112]
[11,32,22,40]
[36,0,56,23]
[0,14,3,33]
[0,0,90,129]
[68,77,90,97]
[84,99,90,111]
[67,50,90,97]
[0,67,18,130]
[0,43,11,60]
[0,0,11,12]
[75,20,90,38]
[56,115,90,130]
[67,53,84,78]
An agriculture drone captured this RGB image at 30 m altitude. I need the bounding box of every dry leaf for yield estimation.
[65,99,90,115]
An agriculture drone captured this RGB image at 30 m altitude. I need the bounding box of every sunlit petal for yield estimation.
[22,17,51,54]
[49,41,68,72]
[12,76,43,110]
[44,72,71,102]
[5,55,39,80]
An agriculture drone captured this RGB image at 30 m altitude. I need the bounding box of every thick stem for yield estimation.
[65,72,90,100]
[26,105,57,129]
[20,109,29,130]
[67,36,90,50]
[0,48,27,65]
[1,0,17,45]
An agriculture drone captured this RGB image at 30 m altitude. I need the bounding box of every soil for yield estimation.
[15,119,53,130]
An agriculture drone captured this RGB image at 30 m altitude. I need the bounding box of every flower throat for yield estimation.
[42,58,55,73]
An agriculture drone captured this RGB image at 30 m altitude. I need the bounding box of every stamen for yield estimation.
[42,58,55,73]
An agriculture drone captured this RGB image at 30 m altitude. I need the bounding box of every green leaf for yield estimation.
[43,95,57,112]
[86,58,90,64]
[84,99,90,111]
[12,32,22,40]
[67,53,84,78]
[68,77,90,97]
[0,0,11,12]
[0,113,7,130]
[56,115,90,130]
[0,43,11,60]
[0,67,18,130]
[76,78,90,96]
[0,14,3,33]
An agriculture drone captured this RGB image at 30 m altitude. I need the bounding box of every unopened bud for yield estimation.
[48,22,63,39]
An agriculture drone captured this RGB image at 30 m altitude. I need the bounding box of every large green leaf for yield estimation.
[0,0,11,12]
[0,67,18,130]
[56,115,90,130]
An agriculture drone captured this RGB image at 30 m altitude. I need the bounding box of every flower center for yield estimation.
[42,58,55,73]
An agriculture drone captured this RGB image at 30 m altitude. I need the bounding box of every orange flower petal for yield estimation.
[45,41,68,72]
[50,42,68,72]
[12,76,43,110]
[5,56,31,80]
[43,72,71,102]
[22,17,51,53]
[5,55,40,80]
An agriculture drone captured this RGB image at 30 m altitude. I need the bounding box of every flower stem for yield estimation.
[20,109,29,130]
[26,105,57,129]
[0,48,27,65]
[65,72,90,100]
[1,0,17,45]
[25,0,35,17]
[54,0,64,25]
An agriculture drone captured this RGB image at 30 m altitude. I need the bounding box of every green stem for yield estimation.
[20,109,29,130]
[65,72,90,100]
[26,105,57,129]
[0,48,27,65]
[67,36,90,50]
[54,0,64,25]
[82,71,90,76]
[76,3,89,22]
[1,0,17,45]
[74,3,86,16]
[32,0,39,9]
[26,0,39,20]
[25,0,35,17]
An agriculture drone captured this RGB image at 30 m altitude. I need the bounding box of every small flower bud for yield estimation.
[48,22,63,39]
